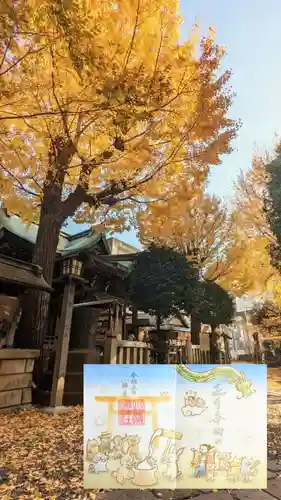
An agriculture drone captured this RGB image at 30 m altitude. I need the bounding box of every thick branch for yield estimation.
[61,179,122,220]
[175,311,190,329]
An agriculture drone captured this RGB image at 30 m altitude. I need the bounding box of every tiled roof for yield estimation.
[59,232,107,256]
[0,208,132,273]
[0,208,108,255]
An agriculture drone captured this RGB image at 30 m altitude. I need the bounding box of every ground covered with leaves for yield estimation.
[0,397,281,499]
[267,368,281,460]
[0,406,97,499]
[268,404,281,460]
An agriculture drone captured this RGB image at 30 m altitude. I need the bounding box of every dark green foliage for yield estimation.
[264,149,281,271]
[196,280,235,329]
[129,243,198,319]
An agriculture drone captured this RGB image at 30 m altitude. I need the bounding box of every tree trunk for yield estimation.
[222,332,232,363]
[210,325,219,363]
[253,332,262,364]
[17,189,63,349]
[175,311,189,329]
[16,136,90,350]
[132,306,138,340]
[149,316,168,364]
[191,312,201,345]
[190,262,201,345]
[156,315,161,335]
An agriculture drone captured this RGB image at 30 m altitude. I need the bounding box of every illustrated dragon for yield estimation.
[175,364,256,399]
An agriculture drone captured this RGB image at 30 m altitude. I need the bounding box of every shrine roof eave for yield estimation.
[0,254,53,292]
[57,231,111,256]
[73,298,124,308]
[0,207,111,256]
[74,291,127,308]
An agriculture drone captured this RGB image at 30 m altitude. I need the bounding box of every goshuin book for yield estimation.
[84,364,267,489]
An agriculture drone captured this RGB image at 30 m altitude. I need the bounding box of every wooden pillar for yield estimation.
[114,303,123,341]
[104,337,118,364]
[104,303,123,363]
[107,305,112,335]
[50,280,76,407]
[104,311,118,364]
[86,308,102,364]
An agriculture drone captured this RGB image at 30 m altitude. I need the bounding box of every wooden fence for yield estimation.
[103,338,211,364]
[117,341,151,364]
[46,335,211,365]
[192,345,211,364]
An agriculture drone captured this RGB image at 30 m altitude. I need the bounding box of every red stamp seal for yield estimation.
[118,399,145,425]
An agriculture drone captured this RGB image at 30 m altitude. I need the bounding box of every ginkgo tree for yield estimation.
[210,144,281,305]
[233,147,275,240]
[0,0,237,346]
[137,182,230,342]
[265,143,281,273]
[138,182,229,275]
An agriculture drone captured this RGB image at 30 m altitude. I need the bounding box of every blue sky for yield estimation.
[68,1,281,248]
[181,0,281,200]
[84,364,267,390]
